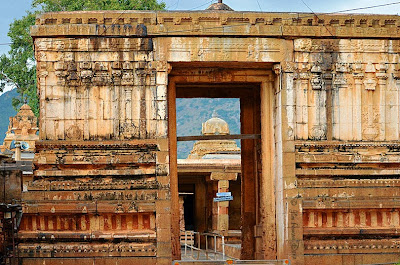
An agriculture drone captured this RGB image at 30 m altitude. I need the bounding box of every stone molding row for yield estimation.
[28,179,159,191]
[304,239,400,253]
[18,242,156,256]
[295,141,400,149]
[298,179,400,188]
[35,140,160,150]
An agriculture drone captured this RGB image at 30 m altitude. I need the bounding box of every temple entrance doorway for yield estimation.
[176,96,242,259]
[168,63,276,261]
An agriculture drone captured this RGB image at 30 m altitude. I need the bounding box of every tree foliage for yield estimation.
[0,12,37,115]
[1,0,165,116]
[32,0,166,12]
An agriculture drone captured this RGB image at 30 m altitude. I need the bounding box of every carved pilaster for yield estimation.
[363,62,377,91]
[310,64,324,90]
[362,63,380,140]
[377,63,388,141]
[125,87,132,121]
[294,63,311,140]
[309,63,327,140]
[54,61,67,85]
[80,62,93,83]
[392,63,400,82]
[333,63,349,89]
[298,63,311,85]
[38,70,49,86]
[352,62,364,140]
[376,62,388,87]
[93,62,111,85]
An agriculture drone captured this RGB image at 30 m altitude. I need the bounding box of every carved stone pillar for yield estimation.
[210,172,237,232]
[216,180,229,231]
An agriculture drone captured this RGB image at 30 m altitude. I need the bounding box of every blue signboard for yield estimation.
[216,192,232,197]
[213,196,233,202]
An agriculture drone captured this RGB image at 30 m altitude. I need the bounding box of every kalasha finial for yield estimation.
[206,0,233,10]
[212,110,219,118]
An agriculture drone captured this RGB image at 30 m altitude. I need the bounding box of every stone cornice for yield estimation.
[31,11,400,38]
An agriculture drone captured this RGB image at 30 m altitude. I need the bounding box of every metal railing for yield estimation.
[181,230,226,260]
[173,259,291,265]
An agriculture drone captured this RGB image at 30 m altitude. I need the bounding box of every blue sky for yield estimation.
[167,0,400,13]
[0,0,399,94]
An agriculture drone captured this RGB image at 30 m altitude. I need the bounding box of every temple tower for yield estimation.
[1,104,38,155]
[188,111,240,159]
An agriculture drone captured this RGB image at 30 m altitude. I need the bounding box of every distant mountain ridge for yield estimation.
[0,89,18,144]
[0,93,241,158]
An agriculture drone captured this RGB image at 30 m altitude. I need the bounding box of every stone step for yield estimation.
[224,243,241,260]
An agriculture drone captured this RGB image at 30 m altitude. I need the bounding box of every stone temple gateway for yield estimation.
[23,7,400,265]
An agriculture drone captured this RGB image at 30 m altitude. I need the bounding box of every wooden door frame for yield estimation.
[168,67,276,260]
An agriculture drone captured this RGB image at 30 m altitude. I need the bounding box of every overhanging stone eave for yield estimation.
[31,11,400,39]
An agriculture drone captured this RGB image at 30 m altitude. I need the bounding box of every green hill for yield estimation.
[0,89,18,144]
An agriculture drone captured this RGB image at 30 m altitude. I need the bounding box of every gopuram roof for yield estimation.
[206,0,234,11]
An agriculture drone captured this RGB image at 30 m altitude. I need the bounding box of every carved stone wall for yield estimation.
[20,140,169,265]
[29,18,171,264]
[291,39,400,142]
[34,37,167,141]
[295,142,400,264]
[30,10,400,265]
